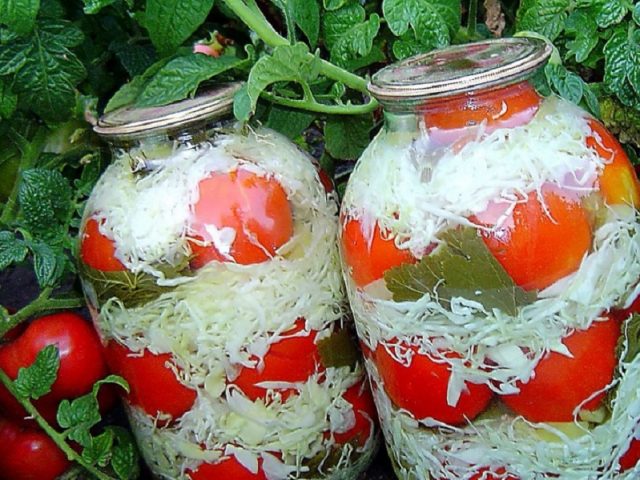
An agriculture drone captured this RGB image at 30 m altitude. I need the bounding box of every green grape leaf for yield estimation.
[0,0,40,35]
[110,426,140,480]
[291,0,320,47]
[81,430,114,467]
[324,113,372,160]
[515,0,571,41]
[382,0,461,38]
[0,231,28,270]
[323,4,380,69]
[18,168,73,242]
[384,227,537,315]
[241,43,320,121]
[594,0,628,28]
[545,63,584,104]
[14,345,59,400]
[265,105,316,139]
[143,0,214,56]
[0,20,86,122]
[135,53,245,107]
[0,78,17,119]
[317,329,359,369]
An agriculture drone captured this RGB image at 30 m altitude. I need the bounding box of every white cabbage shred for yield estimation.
[83,127,378,479]
[341,96,640,479]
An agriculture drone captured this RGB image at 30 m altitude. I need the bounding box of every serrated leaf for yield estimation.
[18,168,73,241]
[0,0,40,35]
[564,11,598,63]
[0,20,86,121]
[382,0,461,38]
[515,0,570,40]
[110,426,140,480]
[0,79,17,119]
[82,0,118,14]
[324,113,371,160]
[266,105,316,139]
[136,53,245,107]
[0,231,28,270]
[291,0,319,47]
[594,0,628,28]
[243,43,320,121]
[603,27,636,105]
[545,63,584,104]
[392,34,425,60]
[57,394,102,447]
[93,374,130,395]
[384,227,537,315]
[143,0,214,56]
[14,345,59,399]
[81,430,114,466]
[582,83,601,117]
[31,241,64,287]
[324,4,380,69]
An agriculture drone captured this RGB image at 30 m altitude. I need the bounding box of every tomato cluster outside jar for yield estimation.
[79,83,379,479]
[339,38,640,479]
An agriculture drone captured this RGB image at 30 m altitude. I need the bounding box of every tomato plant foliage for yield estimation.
[0,0,639,478]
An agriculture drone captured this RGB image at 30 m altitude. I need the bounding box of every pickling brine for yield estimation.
[79,84,379,480]
[339,39,640,479]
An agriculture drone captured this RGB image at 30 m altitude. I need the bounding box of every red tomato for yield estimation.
[375,342,492,425]
[189,169,293,267]
[424,81,541,133]
[0,312,111,424]
[469,467,518,480]
[187,455,267,480]
[232,319,322,401]
[619,437,640,471]
[341,217,416,288]
[611,294,640,322]
[501,317,620,422]
[333,380,377,446]
[105,341,196,420]
[79,217,126,271]
[476,185,592,291]
[587,119,640,208]
[0,416,71,480]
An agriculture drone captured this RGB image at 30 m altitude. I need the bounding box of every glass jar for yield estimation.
[339,38,640,479]
[79,83,379,480]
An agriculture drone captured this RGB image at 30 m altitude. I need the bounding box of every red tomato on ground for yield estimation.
[375,342,492,425]
[476,185,592,291]
[105,341,196,420]
[232,319,322,401]
[619,437,640,471]
[333,380,377,447]
[80,217,126,271]
[187,455,267,480]
[424,81,541,133]
[501,317,620,422]
[0,312,111,424]
[341,217,416,288]
[587,119,640,208]
[189,169,293,267]
[0,415,71,480]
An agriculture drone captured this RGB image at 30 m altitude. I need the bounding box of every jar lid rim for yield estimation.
[368,38,552,103]
[94,82,243,138]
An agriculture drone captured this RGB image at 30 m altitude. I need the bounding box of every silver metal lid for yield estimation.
[94,82,243,139]
[368,38,552,105]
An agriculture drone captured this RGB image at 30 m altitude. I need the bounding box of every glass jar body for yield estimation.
[79,121,379,479]
[339,80,640,479]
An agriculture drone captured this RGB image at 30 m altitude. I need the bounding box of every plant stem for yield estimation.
[467,0,478,38]
[262,91,378,114]
[0,368,115,480]
[0,288,85,338]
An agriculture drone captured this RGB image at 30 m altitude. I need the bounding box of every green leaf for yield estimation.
[594,0,628,28]
[110,41,156,77]
[136,53,245,107]
[0,231,28,269]
[323,0,346,10]
[291,0,319,47]
[82,0,118,14]
[14,345,59,400]
[633,3,640,26]
[265,105,316,139]
[18,168,73,241]
[110,426,140,480]
[243,43,320,121]
[564,10,598,63]
[81,430,114,467]
[143,0,214,56]
[0,0,40,35]
[323,4,380,68]
[57,394,102,447]
[324,113,371,160]
[382,0,461,38]
[317,329,359,368]
[384,227,537,315]
[545,63,584,104]
[0,20,86,122]
[582,82,601,117]
[603,26,638,107]
[515,0,570,40]
[599,96,640,148]
[30,241,64,287]
[0,79,18,119]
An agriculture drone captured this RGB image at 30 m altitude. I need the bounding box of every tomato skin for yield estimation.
[374,342,492,425]
[468,467,518,480]
[105,341,196,420]
[187,455,267,480]
[501,317,620,423]
[0,416,71,480]
[189,169,293,267]
[333,380,377,447]
[232,319,322,401]
[80,217,126,271]
[476,185,592,291]
[341,217,416,288]
[619,438,640,471]
[0,312,111,424]
[587,119,640,208]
